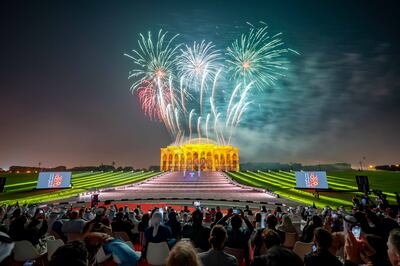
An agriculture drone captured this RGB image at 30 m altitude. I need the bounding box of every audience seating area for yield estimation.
[0,195,399,266]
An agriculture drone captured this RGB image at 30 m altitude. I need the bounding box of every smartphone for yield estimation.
[312,244,317,252]
[261,213,266,229]
[23,260,35,266]
[233,209,240,214]
[352,225,361,240]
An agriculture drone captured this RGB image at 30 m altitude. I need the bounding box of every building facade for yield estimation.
[160,138,239,172]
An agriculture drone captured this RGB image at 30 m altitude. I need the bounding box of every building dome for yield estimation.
[181,138,218,145]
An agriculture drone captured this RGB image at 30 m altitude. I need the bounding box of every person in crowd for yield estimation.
[49,211,67,242]
[49,240,88,266]
[210,211,223,229]
[329,232,345,261]
[387,228,400,266]
[251,245,303,266]
[85,232,140,266]
[138,213,150,233]
[62,210,86,235]
[395,192,400,207]
[83,208,95,221]
[138,213,150,245]
[254,212,262,229]
[352,196,360,208]
[364,234,392,266]
[83,206,112,235]
[277,214,298,237]
[215,206,223,218]
[274,207,283,220]
[244,205,253,216]
[252,229,281,258]
[182,206,190,214]
[166,240,202,266]
[111,212,135,241]
[302,215,323,242]
[218,211,254,265]
[304,227,342,266]
[166,211,182,240]
[344,227,380,266]
[266,214,285,242]
[181,212,190,225]
[24,208,48,246]
[0,231,14,266]
[199,225,238,266]
[182,209,211,252]
[143,211,172,257]
[8,214,27,241]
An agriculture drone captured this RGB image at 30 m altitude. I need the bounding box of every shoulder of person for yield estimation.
[198,249,211,257]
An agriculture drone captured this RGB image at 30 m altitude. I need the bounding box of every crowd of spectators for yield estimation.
[0,199,399,266]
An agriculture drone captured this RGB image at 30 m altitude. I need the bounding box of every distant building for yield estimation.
[160,138,239,171]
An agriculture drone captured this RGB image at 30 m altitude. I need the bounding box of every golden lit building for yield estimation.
[160,138,239,172]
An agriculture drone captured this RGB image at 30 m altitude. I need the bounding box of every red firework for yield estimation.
[137,80,174,121]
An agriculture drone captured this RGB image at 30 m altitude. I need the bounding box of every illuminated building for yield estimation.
[160,138,239,171]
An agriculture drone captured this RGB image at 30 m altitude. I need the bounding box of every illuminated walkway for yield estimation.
[79,171,280,203]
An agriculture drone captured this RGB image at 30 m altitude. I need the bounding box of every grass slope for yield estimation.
[228,170,400,208]
[0,171,160,204]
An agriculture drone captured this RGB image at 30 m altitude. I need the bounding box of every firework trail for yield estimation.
[205,113,211,140]
[197,116,202,139]
[188,109,195,142]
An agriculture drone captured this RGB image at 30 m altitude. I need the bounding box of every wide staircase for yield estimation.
[94,171,276,202]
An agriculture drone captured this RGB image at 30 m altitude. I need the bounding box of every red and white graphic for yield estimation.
[305,172,319,188]
[51,174,63,187]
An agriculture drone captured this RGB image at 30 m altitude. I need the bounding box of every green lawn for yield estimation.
[227,170,400,208]
[0,171,160,205]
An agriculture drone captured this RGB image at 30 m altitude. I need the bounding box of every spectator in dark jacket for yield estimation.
[199,225,238,266]
[304,227,342,266]
[182,209,211,252]
[302,215,323,243]
[111,212,135,241]
[218,212,254,265]
[165,211,181,240]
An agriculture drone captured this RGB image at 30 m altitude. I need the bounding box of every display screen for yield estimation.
[36,172,72,189]
[295,171,328,189]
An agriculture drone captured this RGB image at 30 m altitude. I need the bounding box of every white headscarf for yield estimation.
[0,232,14,263]
[151,212,162,237]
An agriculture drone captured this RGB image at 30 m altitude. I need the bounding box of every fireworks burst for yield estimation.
[226,22,297,91]
[125,23,297,144]
[177,40,221,89]
[124,30,181,92]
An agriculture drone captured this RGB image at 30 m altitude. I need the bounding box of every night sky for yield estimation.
[1,0,399,169]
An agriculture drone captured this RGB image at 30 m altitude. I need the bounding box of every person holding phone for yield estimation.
[83,206,111,235]
[304,227,342,266]
[219,210,254,265]
[25,208,48,246]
